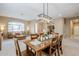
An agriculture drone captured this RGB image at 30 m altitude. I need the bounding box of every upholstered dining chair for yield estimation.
[14,38,35,56]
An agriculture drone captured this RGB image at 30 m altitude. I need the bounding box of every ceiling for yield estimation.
[0,3,79,20]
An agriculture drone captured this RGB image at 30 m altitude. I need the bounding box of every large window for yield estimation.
[8,22,24,32]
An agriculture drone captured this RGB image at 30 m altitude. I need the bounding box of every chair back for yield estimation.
[59,35,63,46]
[60,35,63,40]
[51,37,58,47]
[14,38,21,56]
[39,32,44,36]
[30,34,39,40]
[48,37,58,55]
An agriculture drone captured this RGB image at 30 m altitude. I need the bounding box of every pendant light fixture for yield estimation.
[38,3,45,18]
[38,3,53,23]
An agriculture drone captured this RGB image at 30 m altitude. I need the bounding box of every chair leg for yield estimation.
[60,47,63,54]
[26,45,29,55]
[57,49,60,56]
[57,45,60,56]
[55,52,56,56]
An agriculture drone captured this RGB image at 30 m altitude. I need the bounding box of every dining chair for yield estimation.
[50,37,59,56]
[30,34,39,40]
[54,34,63,56]
[42,37,58,56]
[39,32,44,36]
[50,34,61,56]
[14,38,35,56]
[58,35,63,54]
[49,32,60,56]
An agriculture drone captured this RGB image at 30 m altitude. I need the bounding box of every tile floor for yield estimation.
[0,37,79,56]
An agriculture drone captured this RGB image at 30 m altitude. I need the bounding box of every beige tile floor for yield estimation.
[0,37,79,56]
[62,37,79,56]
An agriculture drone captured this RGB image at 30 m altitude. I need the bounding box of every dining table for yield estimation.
[23,34,55,56]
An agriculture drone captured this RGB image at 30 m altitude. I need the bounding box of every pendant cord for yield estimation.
[47,3,48,17]
[43,3,45,17]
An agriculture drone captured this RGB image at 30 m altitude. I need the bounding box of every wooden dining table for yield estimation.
[23,38,52,56]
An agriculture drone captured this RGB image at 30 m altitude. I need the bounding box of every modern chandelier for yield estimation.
[38,3,53,23]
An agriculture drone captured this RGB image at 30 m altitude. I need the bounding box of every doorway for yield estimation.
[71,19,79,38]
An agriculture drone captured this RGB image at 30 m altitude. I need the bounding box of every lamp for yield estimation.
[38,3,54,23]
[26,26,30,35]
[27,26,29,31]
[0,25,5,32]
[0,25,5,39]
[37,3,55,34]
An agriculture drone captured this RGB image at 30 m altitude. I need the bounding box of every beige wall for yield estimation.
[0,16,31,39]
[73,22,79,36]
[54,18,64,35]
[0,16,65,39]
[36,18,64,35]
[63,18,71,38]
[31,18,64,34]
[63,18,77,38]
[74,24,79,36]
[0,16,8,38]
[8,17,31,34]
[0,16,40,35]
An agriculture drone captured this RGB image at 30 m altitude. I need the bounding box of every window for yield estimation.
[8,22,24,32]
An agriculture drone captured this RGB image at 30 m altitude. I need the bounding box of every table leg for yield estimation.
[26,45,29,55]
[36,51,39,56]
[36,50,41,56]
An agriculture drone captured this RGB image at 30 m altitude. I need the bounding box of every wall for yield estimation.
[74,25,79,36]
[0,16,8,38]
[73,22,79,36]
[63,17,79,38]
[30,20,39,34]
[30,18,64,35]
[63,18,72,38]
[0,16,31,39]
[0,16,65,39]
[54,18,64,35]
[30,21,35,34]
[0,16,39,36]
[8,17,31,34]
